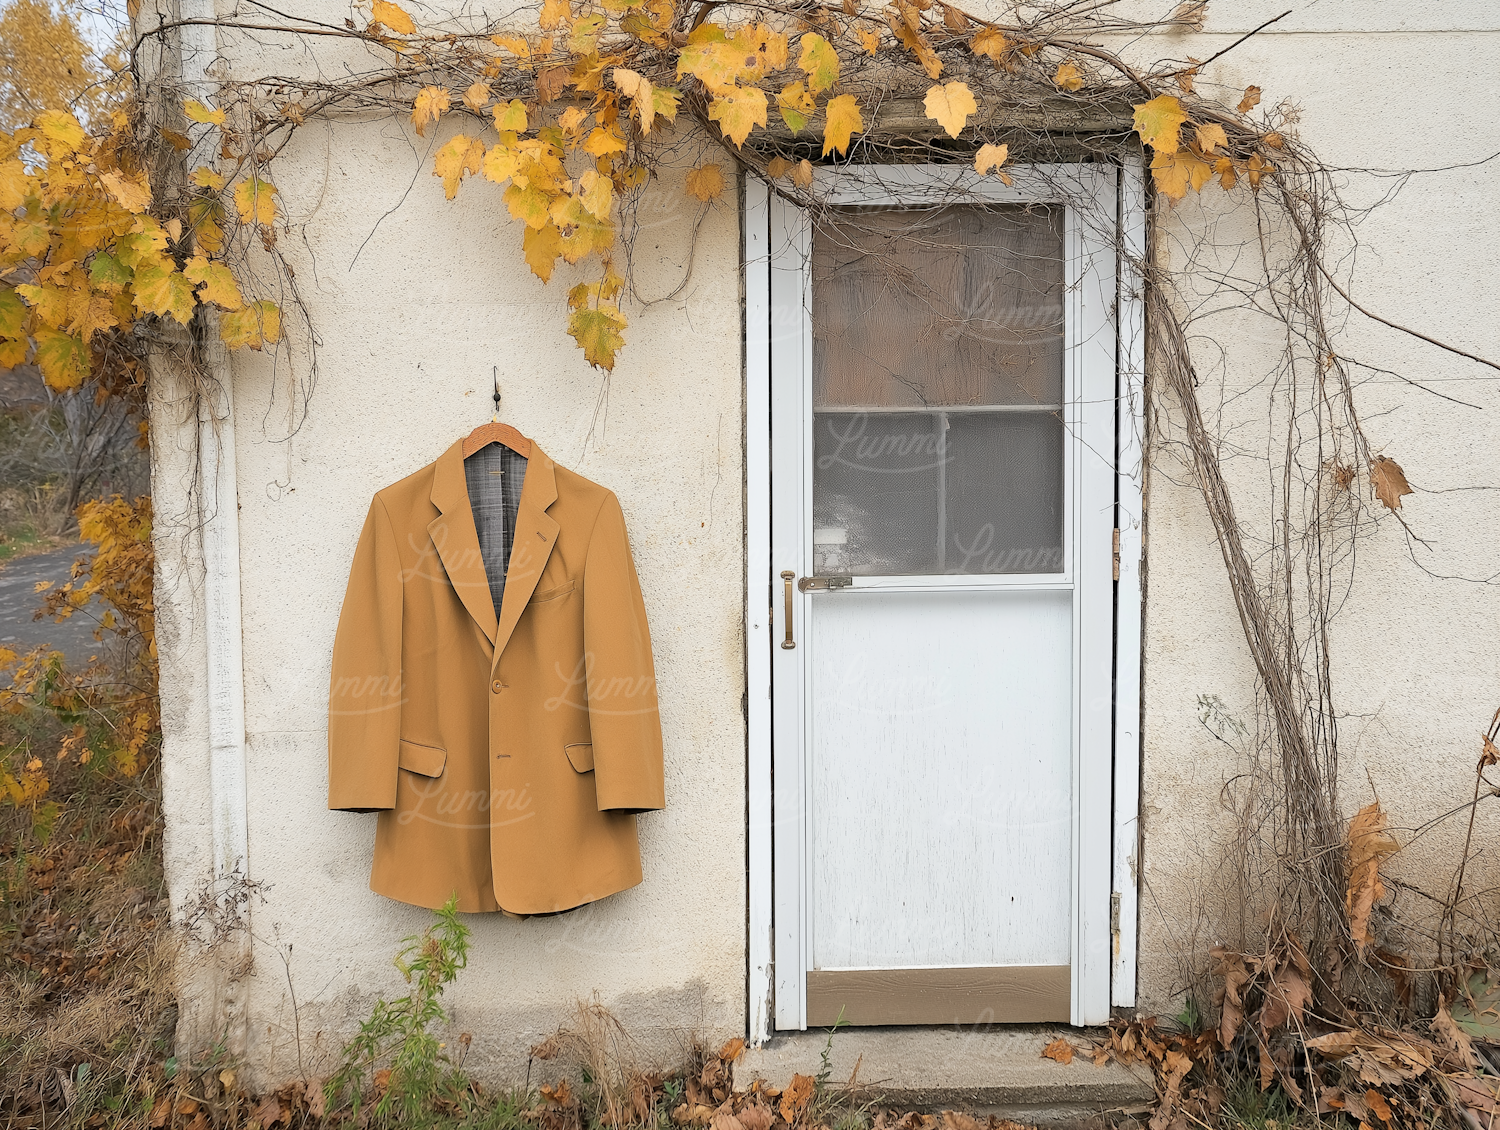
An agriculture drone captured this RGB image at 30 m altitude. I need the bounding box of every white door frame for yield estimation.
[743,159,1146,1041]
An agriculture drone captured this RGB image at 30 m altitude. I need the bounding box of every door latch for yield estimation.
[797,575,853,592]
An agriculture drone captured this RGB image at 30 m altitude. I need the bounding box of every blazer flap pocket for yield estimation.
[399,739,447,778]
[565,743,594,773]
[530,579,576,604]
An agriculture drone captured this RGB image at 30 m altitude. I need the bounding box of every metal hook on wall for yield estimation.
[492,366,501,423]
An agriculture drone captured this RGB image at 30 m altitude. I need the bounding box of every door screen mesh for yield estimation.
[811,205,1067,576]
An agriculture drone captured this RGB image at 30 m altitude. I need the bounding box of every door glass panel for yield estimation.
[811,205,1066,576]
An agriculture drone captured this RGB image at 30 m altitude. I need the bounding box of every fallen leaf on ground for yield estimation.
[1041,1037,1074,1064]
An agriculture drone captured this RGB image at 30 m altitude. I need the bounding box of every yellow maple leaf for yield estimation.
[412,86,451,136]
[131,260,197,324]
[1246,151,1271,190]
[707,86,768,148]
[219,300,282,350]
[190,166,227,191]
[504,182,553,228]
[568,304,627,370]
[462,82,492,111]
[676,33,744,93]
[34,109,85,153]
[582,126,626,157]
[540,0,572,29]
[1132,94,1188,153]
[798,33,839,93]
[969,27,1006,63]
[0,288,26,337]
[974,141,1009,178]
[1054,61,1083,91]
[1149,147,1210,200]
[777,81,815,133]
[856,26,881,54]
[189,197,225,254]
[0,158,30,210]
[493,99,528,132]
[684,163,724,202]
[433,134,484,199]
[371,0,416,33]
[569,12,605,52]
[523,222,562,281]
[578,169,612,220]
[99,170,151,214]
[184,100,226,126]
[32,327,88,390]
[652,87,681,125]
[233,176,278,226]
[1193,122,1228,155]
[183,255,243,310]
[888,10,941,78]
[924,81,976,138]
[1214,155,1237,190]
[0,337,26,368]
[822,93,862,156]
[613,67,656,133]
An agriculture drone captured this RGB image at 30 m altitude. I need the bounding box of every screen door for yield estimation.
[768,166,1118,1028]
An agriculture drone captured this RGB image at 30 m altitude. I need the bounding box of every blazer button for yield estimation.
[491,680,504,694]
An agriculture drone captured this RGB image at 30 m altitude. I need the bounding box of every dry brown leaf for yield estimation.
[684,164,725,202]
[1212,946,1250,1047]
[541,1079,573,1105]
[251,1095,283,1127]
[1260,938,1312,1034]
[1346,801,1400,953]
[941,4,967,30]
[1432,999,1477,1067]
[790,159,814,189]
[1237,84,1262,114]
[1053,61,1083,91]
[939,1112,980,1130]
[779,1074,814,1123]
[1040,1037,1075,1065]
[1369,456,1413,511]
[737,1100,774,1130]
[718,1037,746,1062]
[1363,1089,1392,1123]
[766,156,792,180]
[1194,122,1228,154]
[531,1035,562,1059]
[1452,1073,1500,1115]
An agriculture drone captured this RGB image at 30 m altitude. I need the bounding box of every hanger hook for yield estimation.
[492,366,501,424]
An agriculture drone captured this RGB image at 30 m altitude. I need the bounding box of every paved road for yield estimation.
[0,544,108,669]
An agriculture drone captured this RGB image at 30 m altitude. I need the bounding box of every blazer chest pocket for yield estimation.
[529,579,576,605]
[399,739,447,778]
[564,743,594,773]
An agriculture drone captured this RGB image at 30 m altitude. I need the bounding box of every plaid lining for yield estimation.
[463,444,528,617]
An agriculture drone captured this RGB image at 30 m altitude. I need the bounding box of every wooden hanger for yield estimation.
[463,368,532,458]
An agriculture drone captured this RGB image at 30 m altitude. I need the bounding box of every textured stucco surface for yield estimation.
[151,0,1500,1078]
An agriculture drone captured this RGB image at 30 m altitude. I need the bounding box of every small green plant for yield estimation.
[815,1007,846,1092]
[1175,996,1201,1032]
[326,894,472,1123]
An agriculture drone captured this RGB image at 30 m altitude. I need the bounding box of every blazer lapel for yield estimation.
[427,439,498,645]
[494,444,560,660]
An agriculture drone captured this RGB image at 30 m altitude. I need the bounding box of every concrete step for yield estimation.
[733,1026,1155,1128]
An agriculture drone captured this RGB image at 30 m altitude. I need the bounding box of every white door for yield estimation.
[767,165,1119,1028]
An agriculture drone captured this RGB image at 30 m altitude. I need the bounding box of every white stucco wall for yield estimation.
[151,0,1500,1078]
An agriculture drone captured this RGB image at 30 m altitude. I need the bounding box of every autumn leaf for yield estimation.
[35,109,85,152]
[1132,94,1189,153]
[131,260,197,324]
[569,12,605,52]
[568,304,627,369]
[184,99,226,127]
[924,81,976,138]
[219,300,282,350]
[0,288,26,337]
[191,166,227,191]
[1237,84,1262,114]
[88,251,131,291]
[233,176,278,226]
[433,135,484,199]
[707,86,768,148]
[371,0,415,34]
[684,163,724,202]
[1053,61,1083,90]
[523,222,562,281]
[412,86,451,136]
[1345,801,1399,954]
[790,158,813,188]
[1149,147,1211,200]
[0,158,28,210]
[1246,151,1271,191]
[779,1074,815,1123]
[184,255,243,310]
[494,99,528,132]
[1193,122,1228,154]
[540,0,572,30]
[33,327,88,390]
[766,156,792,180]
[798,33,839,93]
[973,142,1009,183]
[969,27,1006,63]
[777,81,815,133]
[856,26,881,54]
[1214,155,1237,190]
[1041,1037,1075,1065]
[1369,455,1413,511]
[822,93,862,156]
[652,87,681,126]
[613,68,657,133]
[100,171,151,213]
[504,182,552,228]
[889,10,941,78]
[462,82,491,111]
[581,126,626,156]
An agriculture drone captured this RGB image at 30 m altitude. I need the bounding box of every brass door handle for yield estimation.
[780,571,796,650]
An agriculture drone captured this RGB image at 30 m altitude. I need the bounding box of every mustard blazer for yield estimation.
[327,439,665,914]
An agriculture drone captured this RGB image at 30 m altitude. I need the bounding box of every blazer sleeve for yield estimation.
[328,495,404,811]
[581,492,666,812]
